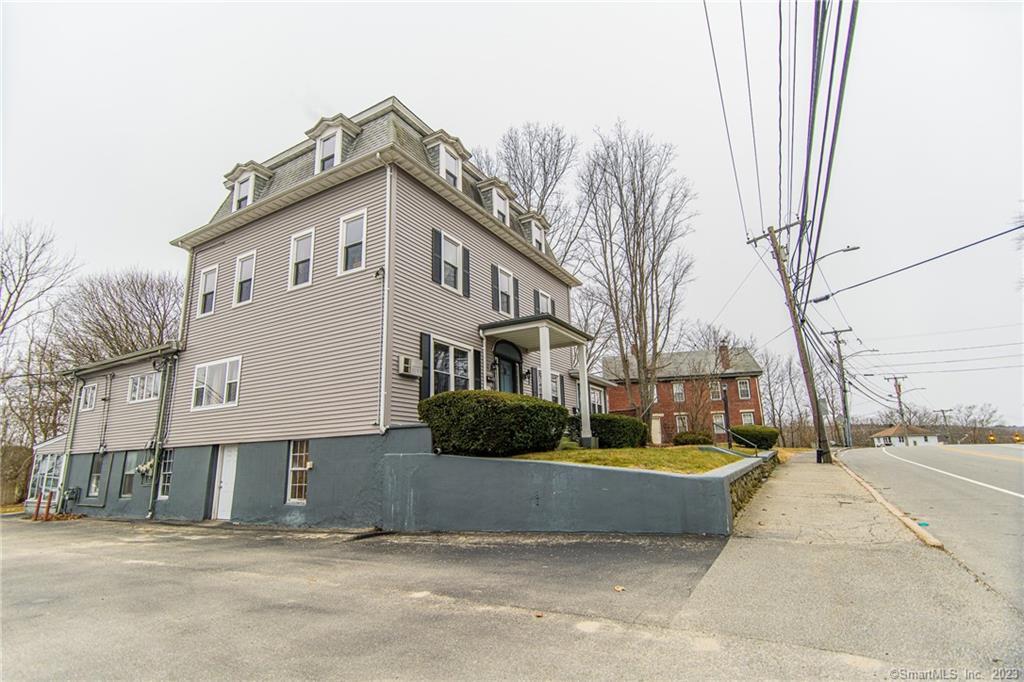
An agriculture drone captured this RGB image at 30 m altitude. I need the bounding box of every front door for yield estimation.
[498,358,518,393]
[651,414,663,445]
[212,444,238,520]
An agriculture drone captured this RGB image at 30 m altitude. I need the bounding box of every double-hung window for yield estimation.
[497,268,513,316]
[158,451,174,499]
[121,452,138,497]
[79,383,97,412]
[318,133,337,172]
[87,454,103,497]
[672,382,685,403]
[737,378,751,400]
[192,357,241,410]
[287,440,310,504]
[532,223,545,251]
[675,414,690,433]
[198,266,217,316]
[740,411,755,426]
[233,176,252,211]
[549,372,561,404]
[712,413,726,435]
[442,147,461,189]
[441,233,461,291]
[235,252,255,305]
[493,191,509,225]
[589,387,605,414]
[339,211,365,273]
[710,381,722,401]
[128,372,161,403]
[289,230,314,289]
[537,290,552,315]
[432,341,471,394]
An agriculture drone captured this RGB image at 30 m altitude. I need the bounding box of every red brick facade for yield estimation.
[607,375,764,444]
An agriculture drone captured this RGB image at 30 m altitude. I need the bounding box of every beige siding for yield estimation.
[389,168,578,425]
[69,359,165,455]
[166,169,388,448]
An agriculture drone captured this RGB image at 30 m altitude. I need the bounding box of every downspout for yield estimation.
[375,157,393,434]
[146,350,178,519]
[55,375,84,514]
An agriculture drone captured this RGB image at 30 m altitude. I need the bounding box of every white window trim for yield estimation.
[157,451,173,500]
[196,265,218,318]
[286,440,310,505]
[537,289,553,315]
[497,266,514,318]
[531,222,545,251]
[492,188,509,226]
[190,356,243,412]
[126,372,161,404]
[313,128,341,175]
[711,411,727,434]
[233,250,257,307]
[740,410,756,426]
[436,143,463,191]
[288,228,315,291]
[737,378,752,400]
[675,413,690,432]
[430,336,474,396]
[549,371,562,404]
[439,230,463,296]
[710,380,723,401]
[231,173,254,213]
[79,383,97,412]
[672,382,685,403]
[337,208,368,276]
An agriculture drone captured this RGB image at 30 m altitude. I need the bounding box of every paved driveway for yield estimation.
[841,444,1024,610]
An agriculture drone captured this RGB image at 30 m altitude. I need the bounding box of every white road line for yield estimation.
[881,448,1024,500]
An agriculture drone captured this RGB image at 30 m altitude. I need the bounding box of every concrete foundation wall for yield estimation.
[382,453,765,535]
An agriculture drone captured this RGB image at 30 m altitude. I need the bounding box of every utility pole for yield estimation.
[823,328,853,448]
[748,222,832,463]
[884,375,909,445]
[936,408,953,444]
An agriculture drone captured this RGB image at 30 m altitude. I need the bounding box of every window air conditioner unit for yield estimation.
[397,355,422,378]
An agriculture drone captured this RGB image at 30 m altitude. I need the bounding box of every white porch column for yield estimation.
[539,325,552,401]
[577,342,592,440]
[480,335,487,390]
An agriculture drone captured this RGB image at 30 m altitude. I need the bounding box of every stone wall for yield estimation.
[728,452,778,518]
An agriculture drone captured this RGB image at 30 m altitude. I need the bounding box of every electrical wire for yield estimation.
[892,365,1024,375]
[865,322,1023,341]
[739,0,767,231]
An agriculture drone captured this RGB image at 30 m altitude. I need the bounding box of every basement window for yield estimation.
[287,440,310,504]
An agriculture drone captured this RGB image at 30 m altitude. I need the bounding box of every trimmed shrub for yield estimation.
[730,425,780,450]
[673,431,713,446]
[568,413,648,448]
[418,390,568,457]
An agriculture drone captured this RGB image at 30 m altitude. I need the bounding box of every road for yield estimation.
[841,443,1024,610]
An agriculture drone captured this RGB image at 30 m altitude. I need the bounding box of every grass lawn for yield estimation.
[512,446,741,475]
[719,445,811,463]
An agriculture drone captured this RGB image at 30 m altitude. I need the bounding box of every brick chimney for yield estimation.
[718,343,731,370]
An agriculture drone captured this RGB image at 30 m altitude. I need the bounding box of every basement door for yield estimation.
[212,444,238,520]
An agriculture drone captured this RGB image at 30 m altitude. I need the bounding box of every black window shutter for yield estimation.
[559,375,566,405]
[473,349,482,389]
[462,247,470,298]
[533,289,540,315]
[431,230,442,284]
[419,333,432,400]
[530,368,538,397]
[490,265,499,311]
[513,278,520,318]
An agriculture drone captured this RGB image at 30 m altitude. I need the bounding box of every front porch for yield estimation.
[478,314,597,444]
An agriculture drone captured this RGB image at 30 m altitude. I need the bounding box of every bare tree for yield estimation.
[951,403,1002,443]
[581,123,696,436]
[757,349,791,446]
[0,221,76,345]
[55,268,183,365]
[569,284,614,375]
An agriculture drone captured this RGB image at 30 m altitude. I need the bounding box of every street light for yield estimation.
[847,348,879,359]
[794,245,861,292]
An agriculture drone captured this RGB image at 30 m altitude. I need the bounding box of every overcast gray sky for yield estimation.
[3,1,1021,423]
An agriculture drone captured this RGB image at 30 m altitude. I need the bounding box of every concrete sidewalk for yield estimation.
[673,453,1024,672]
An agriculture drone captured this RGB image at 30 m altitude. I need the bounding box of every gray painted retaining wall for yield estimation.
[381,453,765,535]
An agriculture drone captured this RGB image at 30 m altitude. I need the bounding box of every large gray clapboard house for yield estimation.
[44,97,611,527]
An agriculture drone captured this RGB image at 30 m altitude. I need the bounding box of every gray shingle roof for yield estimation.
[601,348,762,381]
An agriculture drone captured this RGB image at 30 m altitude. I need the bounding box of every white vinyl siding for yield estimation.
[737,378,751,400]
[191,357,241,410]
[78,383,97,412]
[70,358,168,455]
[198,266,218,317]
[287,440,309,504]
[338,210,366,274]
[127,372,161,403]
[235,252,256,305]
[289,229,314,290]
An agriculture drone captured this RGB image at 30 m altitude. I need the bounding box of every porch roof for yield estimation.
[479,314,592,351]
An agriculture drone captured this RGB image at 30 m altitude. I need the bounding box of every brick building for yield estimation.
[603,345,764,444]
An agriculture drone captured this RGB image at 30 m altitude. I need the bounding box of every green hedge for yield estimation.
[568,413,648,448]
[673,431,713,446]
[730,425,780,450]
[418,390,568,457]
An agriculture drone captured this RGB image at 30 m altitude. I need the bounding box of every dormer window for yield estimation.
[316,131,338,173]
[531,223,545,251]
[493,190,509,225]
[233,176,252,211]
[442,147,461,189]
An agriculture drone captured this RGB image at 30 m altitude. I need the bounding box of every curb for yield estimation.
[834,456,945,549]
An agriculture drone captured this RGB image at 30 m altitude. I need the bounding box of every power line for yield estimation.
[702,0,751,238]
[812,223,1024,302]
[872,353,1022,367]
[888,364,1024,375]
[739,0,767,231]
[872,342,1023,356]
[709,258,761,324]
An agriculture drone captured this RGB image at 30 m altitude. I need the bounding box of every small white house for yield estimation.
[871,425,939,448]
[23,434,67,513]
